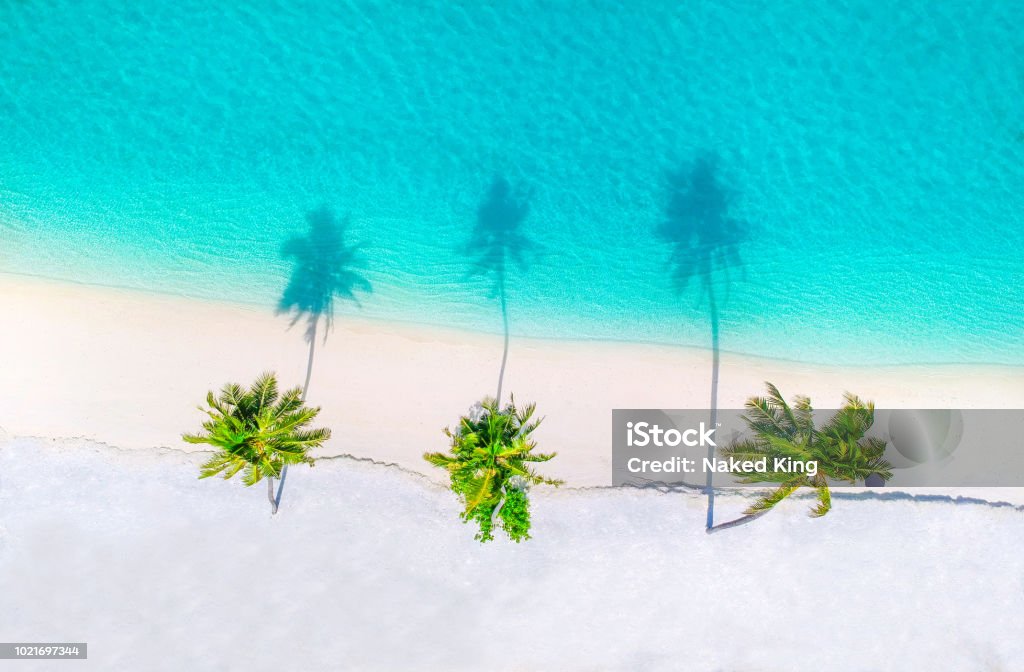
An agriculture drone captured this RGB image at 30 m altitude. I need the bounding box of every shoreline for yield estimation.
[6,434,1023,507]
[5,269,1021,371]
[2,273,1022,486]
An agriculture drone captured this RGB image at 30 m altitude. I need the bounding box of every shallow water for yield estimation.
[1,0,1022,364]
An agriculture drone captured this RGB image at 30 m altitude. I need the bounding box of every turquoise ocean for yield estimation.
[1,0,1022,365]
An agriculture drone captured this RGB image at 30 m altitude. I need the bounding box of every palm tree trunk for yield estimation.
[496,275,510,406]
[491,482,509,530]
[267,476,278,514]
[274,316,319,515]
[705,285,720,529]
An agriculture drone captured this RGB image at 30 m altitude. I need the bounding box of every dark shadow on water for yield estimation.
[278,206,372,396]
[656,153,749,529]
[659,154,746,297]
[274,206,371,512]
[462,176,538,405]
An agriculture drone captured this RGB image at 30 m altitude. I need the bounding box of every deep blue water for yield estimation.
[1,0,1022,364]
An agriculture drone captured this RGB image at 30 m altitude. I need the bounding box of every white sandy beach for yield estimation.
[1,437,1022,671]
[1,273,1023,670]
[2,273,1023,487]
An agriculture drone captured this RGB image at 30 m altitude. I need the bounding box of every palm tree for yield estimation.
[184,372,331,513]
[720,382,892,518]
[424,397,561,542]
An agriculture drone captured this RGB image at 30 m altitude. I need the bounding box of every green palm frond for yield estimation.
[792,394,814,435]
[810,477,832,518]
[251,372,278,411]
[184,373,331,490]
[198,452,234,479]
[745,479,804,515]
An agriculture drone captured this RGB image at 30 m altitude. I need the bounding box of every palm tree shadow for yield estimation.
[659,154,747,300]
[277,206,373,398]
[462,176,540,404]
[273,206,371,513]
[656,152,749,528]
